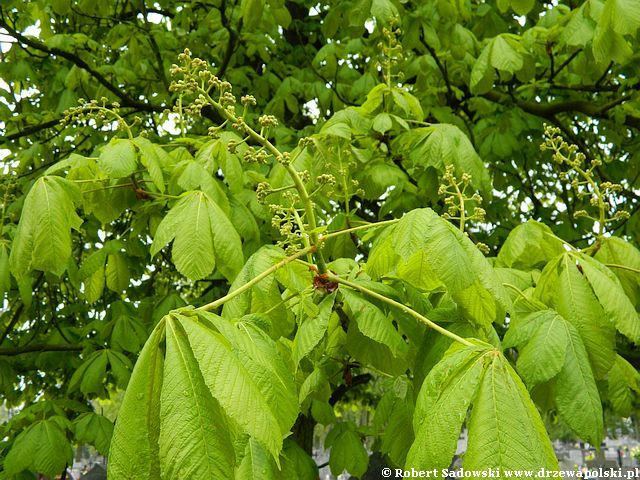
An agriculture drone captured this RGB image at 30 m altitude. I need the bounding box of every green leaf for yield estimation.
[464,354,558,470]
[9,176,82,278]
[607,355,640,417]
[367,209,511,327]
[98,138,138,178]
[371,0,398,23]
[209,313,300,436]
[342,289,408,358]
[535,253,616,378]
[236,439,277,479]
[555,319,603,445]
[0,243,11,296]
[133,136,166,192]
[293,294,335,367]
[151,191,243,281]
[73,412,114,455]
[407,345,485,470]
[325,422,369,478]
[223,246,286,320]
[595,236,640,306]
[395,126,491,193]
[576,253,640,343]
[497,220,565,270]
[179,314,287,458]
[4,418,74,477]
[106,252,130,292]
[159,318,235,479]
[514,310,569,387]
[68,350,109,395]
[108,324,165,480]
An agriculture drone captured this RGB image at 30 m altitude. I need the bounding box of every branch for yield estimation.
[0,10,159,112]
[0,344,83,356]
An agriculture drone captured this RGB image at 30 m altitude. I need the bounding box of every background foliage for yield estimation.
[1,0,640,478]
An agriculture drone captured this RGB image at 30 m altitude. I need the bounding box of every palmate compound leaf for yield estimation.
[367,208,511,329]
[407,343,558,471]
[496,220,565,270]
[150,190,243,281]
[9,175,82,278]
[534,253,616,378]
[109,312,300,479]
[503,309,603,445]
[4,417,74,477]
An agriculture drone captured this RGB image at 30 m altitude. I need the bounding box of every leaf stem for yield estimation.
[604,263,640,274]
[319,218,399,241]
[196,246,316,312]
[323,272,473,347]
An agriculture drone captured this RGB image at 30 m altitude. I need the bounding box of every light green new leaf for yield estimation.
[607,355,640,417]
[516,310,568,386]
[497,220,565,270]
[535,253,616,378]
[10,176,82,278]
[595,236,640,306]
[179,315,286,458]
[98,138,138,178]
[465,354,558,470]
[342,289,408,358]
[367,209,511,327]
[108,324,165,480]
[293,294,335,367]
[236,438,277,480]
[73,413,114,456]
[133,136,166,192]
[4,418,74,477]
[575,253,640,343]
[222,245,286,320]
[159,318,235,479]
[555,319,603,446]
[407,345,485,470]
[208,313,300,436]
[151,191,243,281]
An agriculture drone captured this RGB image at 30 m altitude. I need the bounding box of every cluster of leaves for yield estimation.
[1,0,640,479]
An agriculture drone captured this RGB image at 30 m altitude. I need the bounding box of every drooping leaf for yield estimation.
[4,418,74,477]
[325,422,369,478]
[73,412,114,455]
[464,353,558,470]
[607,355,640,417]
[9,176,82,277]
[554,319,603,445]
[108,325,165,480]
[159,317,235,479]
[535,253,616,378]
[151,191,243,281]
[178,314,289,458]
[342,289,408,359]
[407,344,485,469]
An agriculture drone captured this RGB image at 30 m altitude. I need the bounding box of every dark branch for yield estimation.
[0,9,160,112]
[0,344,83,356]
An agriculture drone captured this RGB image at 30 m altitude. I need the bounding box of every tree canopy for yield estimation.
[1,0,640,478]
